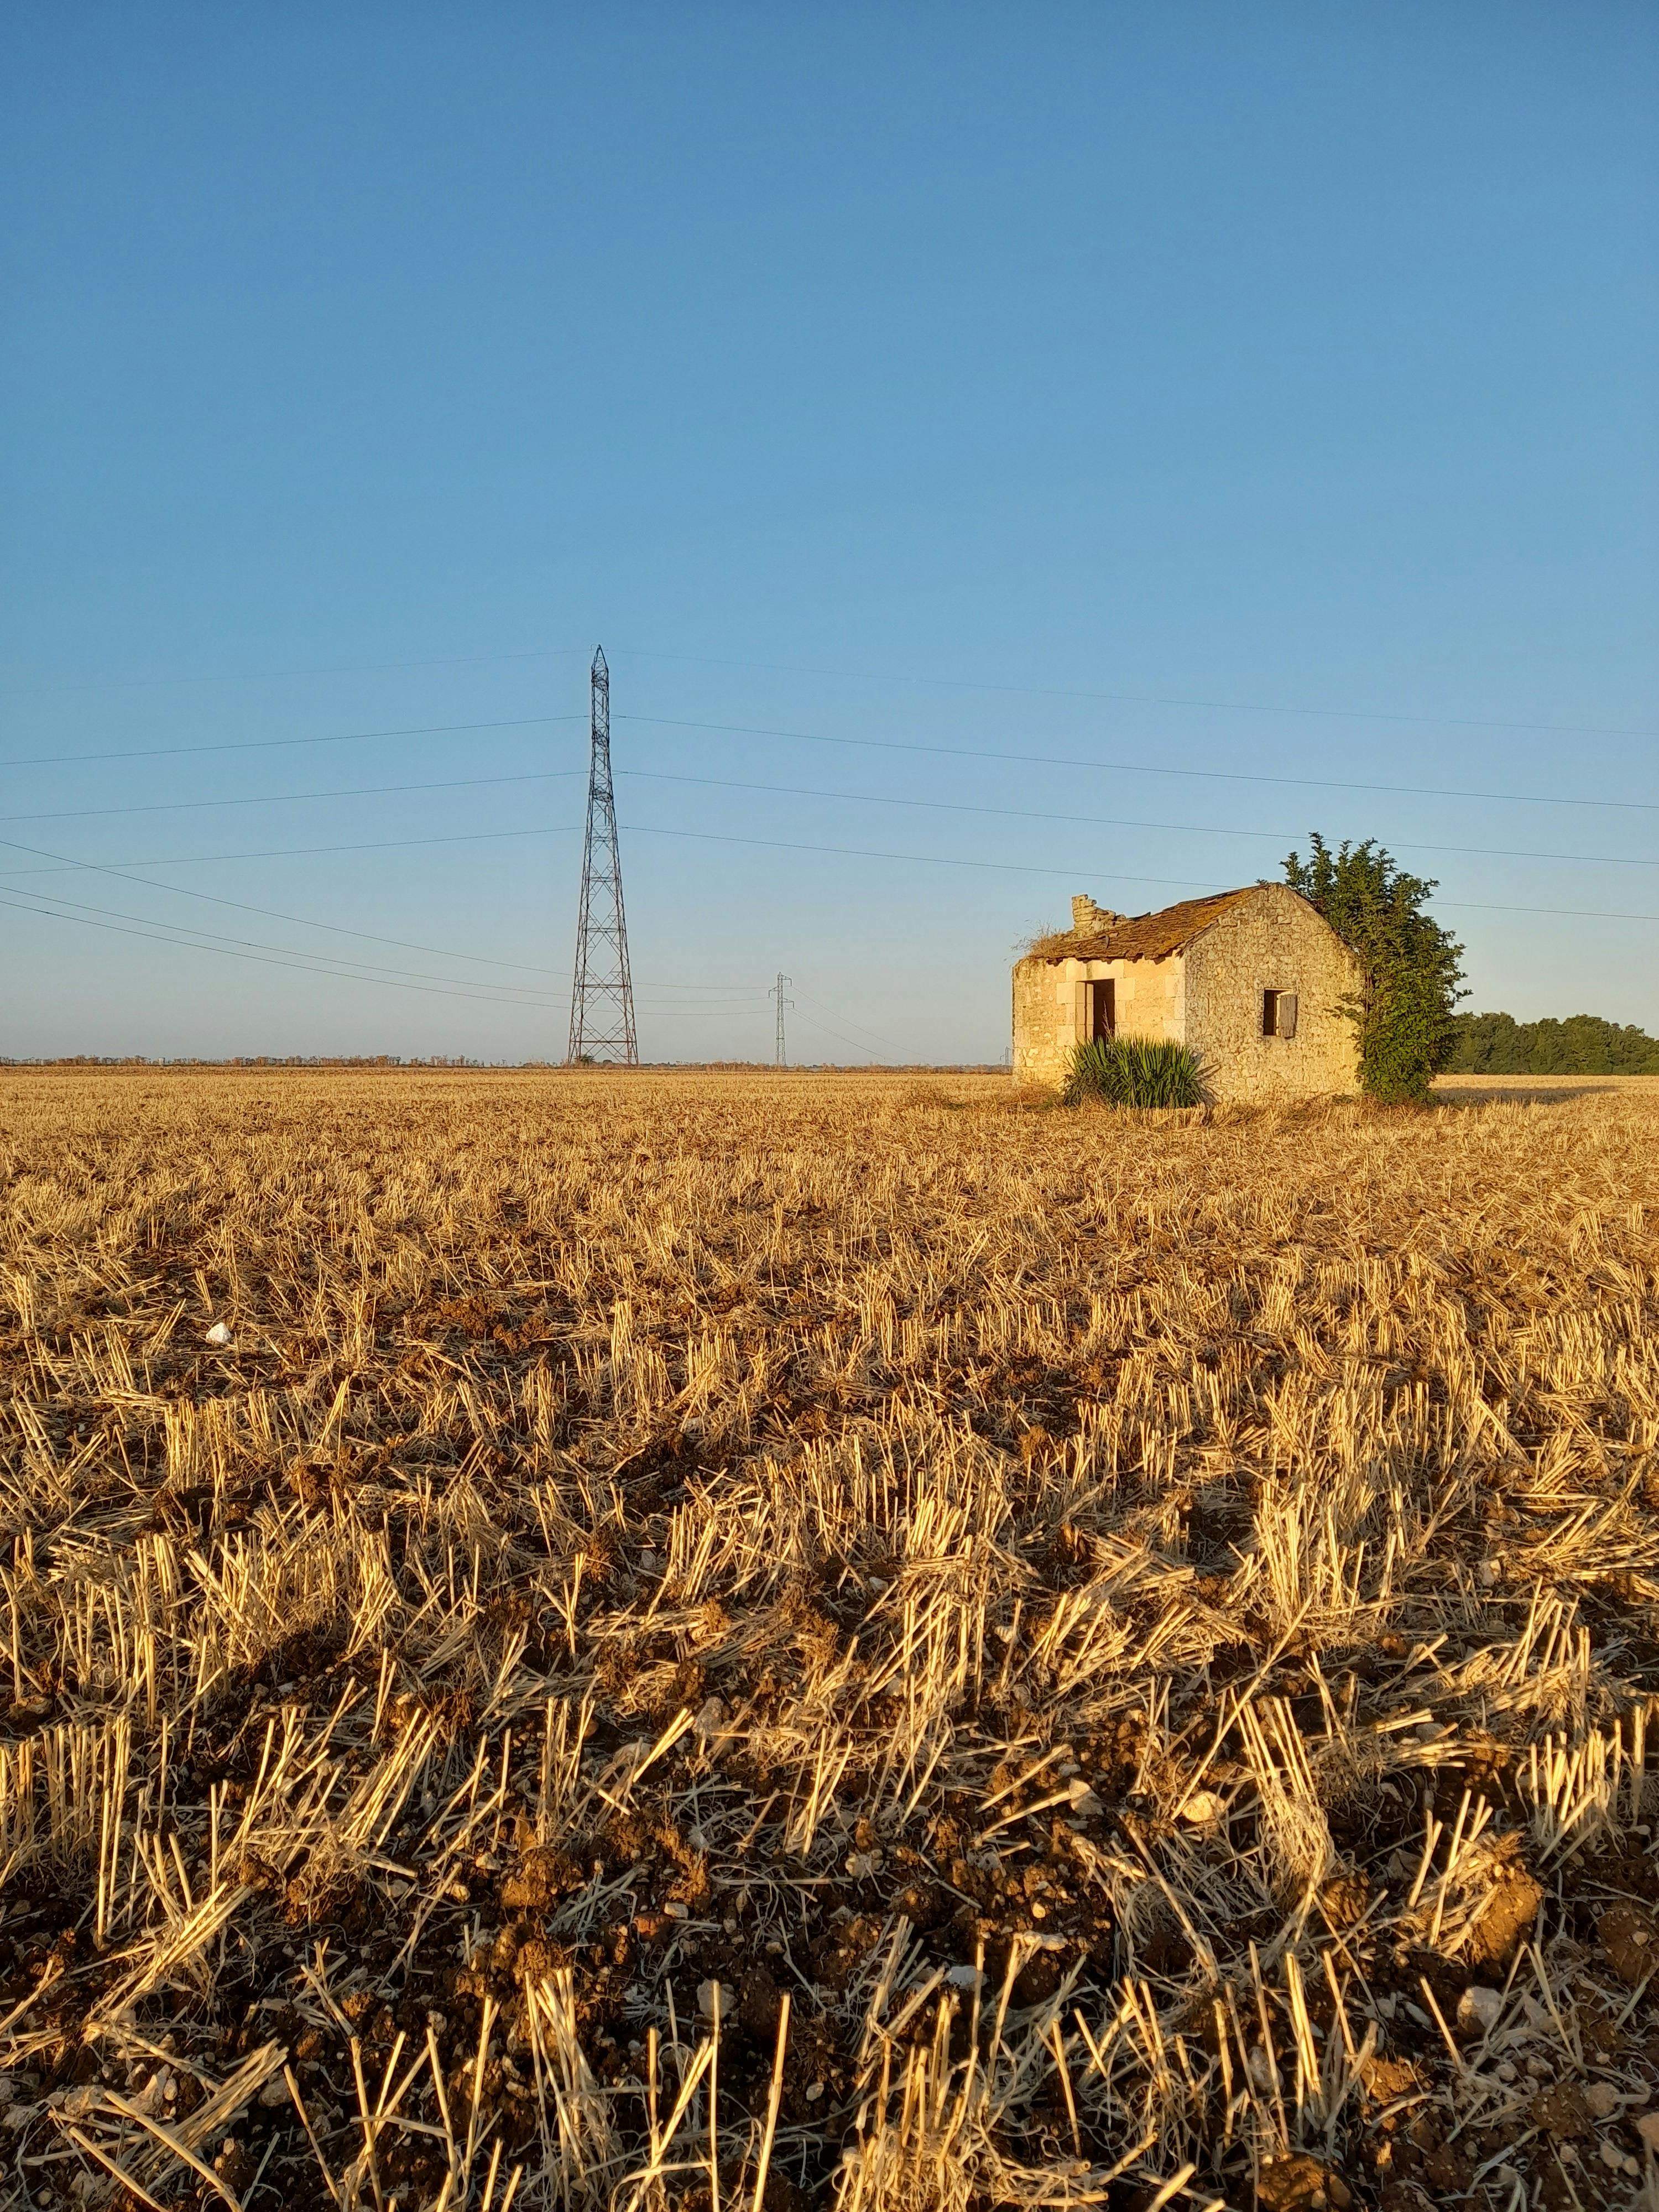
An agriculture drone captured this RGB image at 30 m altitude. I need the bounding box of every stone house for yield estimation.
[1012,883,1363,1102]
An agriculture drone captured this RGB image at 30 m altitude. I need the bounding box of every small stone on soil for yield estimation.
[1456,1985,1503,2034]
[1180,1790,1224,1824]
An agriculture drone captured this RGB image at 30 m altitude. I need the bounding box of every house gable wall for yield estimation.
[1182,884,1361,1101]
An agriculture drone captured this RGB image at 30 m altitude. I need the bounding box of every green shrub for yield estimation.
[1064,1035,1204,1108]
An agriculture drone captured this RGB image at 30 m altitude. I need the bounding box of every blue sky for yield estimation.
[2,3,1655,1062]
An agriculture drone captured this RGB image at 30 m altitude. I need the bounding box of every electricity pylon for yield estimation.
[567,647,638,1065]
[770,972,794,1066]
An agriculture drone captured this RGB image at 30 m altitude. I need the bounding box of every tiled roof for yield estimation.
[1031,887,1262,963]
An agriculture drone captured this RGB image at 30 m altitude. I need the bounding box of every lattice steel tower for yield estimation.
[770,972,793,1066]
[566,647,638,1065]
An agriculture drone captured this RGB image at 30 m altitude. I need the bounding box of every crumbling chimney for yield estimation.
[1071,894,1124,936]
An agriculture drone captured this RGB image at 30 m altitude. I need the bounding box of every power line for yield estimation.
[637,981,771,994]
[614,646,1659,743]
[4,807,1655,931]
[0,891,576,1009]
[0,713,581,774]
[5,633,1646,742]
[617,766,1658,872]
[6,884,568,999]
[0,831,572,975]
[789,1007,880,1062]
[0,767,583,828]
[791,989,910,1062]
[4,721,1644,872]
[3,697,1642,816]
[0,822,762,998]
[615,820,1659,926]
[617,826,1218,888]
[2,883,767,1014]
[4,813,1653,1050]
[620,713,1657,815]
[0,646,590,697]
[2,709,1654,1004]
[0,825,578,876]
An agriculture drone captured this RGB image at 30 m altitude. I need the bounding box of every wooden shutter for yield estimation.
[1277,992,1298,1039]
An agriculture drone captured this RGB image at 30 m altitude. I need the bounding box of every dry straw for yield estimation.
[0,1067,1656,2211]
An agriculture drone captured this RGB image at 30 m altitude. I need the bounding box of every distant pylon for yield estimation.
[770,972,794,1066]
[567,647,638,1065]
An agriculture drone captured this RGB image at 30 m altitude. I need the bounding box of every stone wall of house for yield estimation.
[1182,884,1362,1102]
[1011,951,1185,1087]
[1112,955,1185,1046]
[1011,956,1077,1087]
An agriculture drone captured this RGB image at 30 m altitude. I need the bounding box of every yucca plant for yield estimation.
[1063,1034,1204,1108]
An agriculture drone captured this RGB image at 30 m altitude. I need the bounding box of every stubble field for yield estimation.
[1,1068,1657,2212]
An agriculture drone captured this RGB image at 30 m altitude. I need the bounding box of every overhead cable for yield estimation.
[614,646,1659,743]
[3,887,766,1016]
[0,831,570,975]
[5,634,1647,741]
[0,768,583,828]
[4,731,1646,873]
[617,821,1659,926]
[616,767,1658,870]
[0,825,576,875]
[0,891,573,1009]
[0,646,591,696]
[7,884,567,1000]
[3,810,1656,926]
[0,713,581,774]
[2,700,1641,815]
[788,1008,879,1061]
[790,989,910,1061]
[620,714,1656,816]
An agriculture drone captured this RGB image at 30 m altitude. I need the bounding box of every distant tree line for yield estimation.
[1447,1011,1659,1075]
[0,1054,492,1068]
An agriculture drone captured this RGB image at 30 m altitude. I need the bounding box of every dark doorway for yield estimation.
[1088,980,1116,1041]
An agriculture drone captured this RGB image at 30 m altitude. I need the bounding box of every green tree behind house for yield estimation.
[1281,835,1465,1103]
